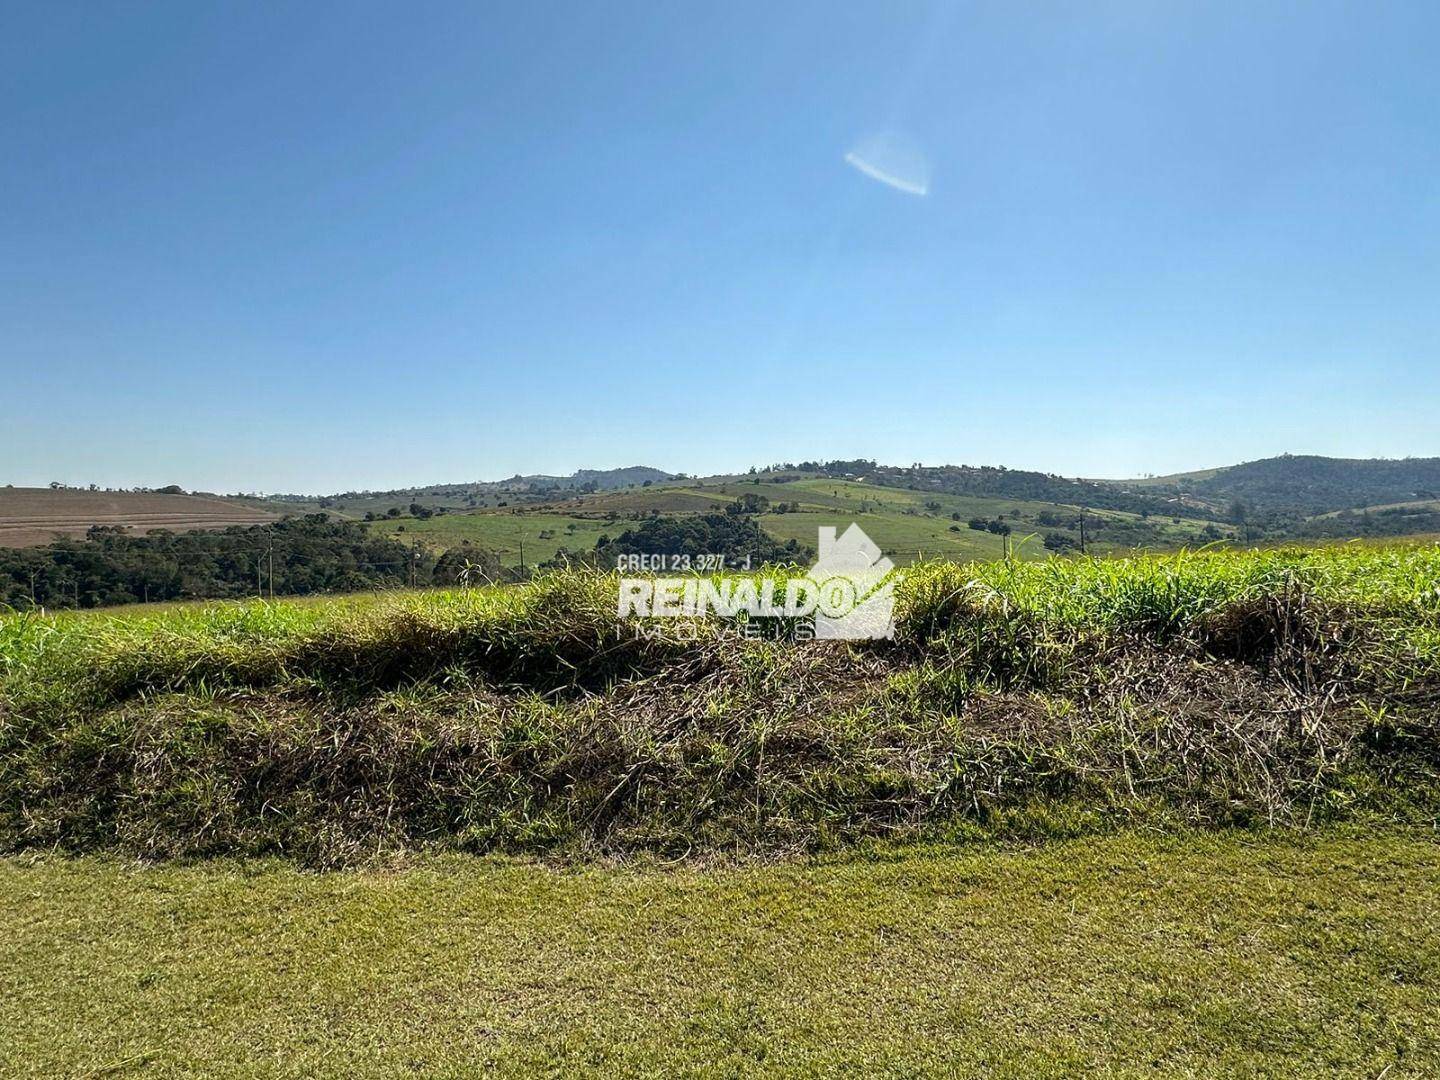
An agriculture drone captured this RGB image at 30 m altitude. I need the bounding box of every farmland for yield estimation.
[0,487,278,548]
[752,477,1221,561]
[357,476,1230,569]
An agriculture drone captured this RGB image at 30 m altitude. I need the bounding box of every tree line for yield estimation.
[0,517,437,610]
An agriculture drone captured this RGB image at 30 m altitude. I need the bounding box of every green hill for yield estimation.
[1123,454,1440,517]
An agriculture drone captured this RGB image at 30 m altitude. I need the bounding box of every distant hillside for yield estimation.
[863,463,1209,521]
[513,466,674,491]
[1136,455,1440,518]
[0,487,279,548]
[21,455,1440,560]
[253,466,677,509]
[757,460,1208,522]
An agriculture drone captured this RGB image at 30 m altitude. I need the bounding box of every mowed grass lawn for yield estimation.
[4,829,1438,1077]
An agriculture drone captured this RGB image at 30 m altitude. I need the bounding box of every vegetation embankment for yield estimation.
[1,545,1437,865]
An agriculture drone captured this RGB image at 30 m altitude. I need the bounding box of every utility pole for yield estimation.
[267,526,274,601]
[1079,511,1087,556]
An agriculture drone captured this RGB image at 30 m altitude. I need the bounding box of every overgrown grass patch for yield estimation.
[2,545,1438,864]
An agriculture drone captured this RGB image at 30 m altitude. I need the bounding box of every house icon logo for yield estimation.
[613,522,900,639]
[809,524,899,640]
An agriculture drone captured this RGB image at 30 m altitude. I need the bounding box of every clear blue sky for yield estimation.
[3,1,1437,493]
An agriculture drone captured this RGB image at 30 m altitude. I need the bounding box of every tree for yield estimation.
[0,516,432,610]
[432,544,501,586]
[725,493,770,516]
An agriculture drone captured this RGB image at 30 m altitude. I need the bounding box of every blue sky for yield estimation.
[3,1,1437,492]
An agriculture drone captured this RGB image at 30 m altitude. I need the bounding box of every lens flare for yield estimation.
[843,132,929,196]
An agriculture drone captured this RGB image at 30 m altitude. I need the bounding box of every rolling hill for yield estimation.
[367,475,1229,568]
[359,455,1440,568]
[1113,454,1440,517]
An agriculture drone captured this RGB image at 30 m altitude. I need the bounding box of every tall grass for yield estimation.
[2,544,1437,863]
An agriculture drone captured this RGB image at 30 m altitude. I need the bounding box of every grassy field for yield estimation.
[368,510,617,565]
[0,487,278,548]
[3,829,1438,1076]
